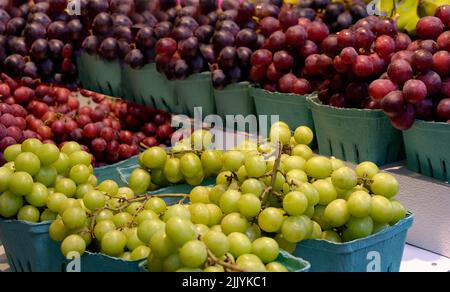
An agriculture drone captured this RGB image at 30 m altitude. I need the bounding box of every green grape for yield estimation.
[286,169,308,184]
[370,195,394,223]
[68,151,91,168]
[310,221,322,239]
[98,180,119,197]
[283,156,306,173]
[241,179,264,197]
[150,230,176,258]
[355,161,379,180]
[371,173,399,198]
[236,254,266,272]
[281,216,308,243]
[46,192,67,213]
[313,205,331,230]
[312,179,337,206]
[35,166,58,187]
[163,157,184,183]
[128,169,151,194]
[283,191,308,216]
[204,266,225,272]
[185,170,205,186]
[305,156,332,179]
[216,171,232,185]
[8,171,34,196]
[347,191,372,218]
[294,182,319,207]
[324,199,350,228]
[94,220,116,241]
[244,155,266,178]
[49,218,68,241]
[203,230,229,257]
[61,142,81,156]
[262,172,286,192]
[219,189,241,214]
[330,157,345,171]
[75,183,94,199]
[162,253,183,272]
[69,164,91,185]
[117,187,135,199]
[55,178,77,198]
[165,217,197,246]
[4,144,22,162]
[88,175,97,187]
[343,216,374,242]
[390,200,406,225]
[135,210,158,224]
[331,167,358,189]
[21,138,42,154]
[17,205,40,222]
[62,207,87,229]
[201,150,223,174]
[321,230,342,243]
[266,262,288,272]
[251,237,279,263]
[190,186,210,203]
[51,153,70,175]
[163,204,191,222]
[222,150,245,172]
[210,225,222,233]
[265,158,275,173]
[221,212,249,235]
[59,198,81,214]
[258,207,285,233]
[294,126,314,145]
[373,222,389,233]
[95,209,114,223]
[206,204,223,226]
[121,252,132,261]
[25,182,48,207]
[228,181,240,190]
[126,202,143,215]
[304,205,314,218]
[137,219,165,244]
[0,191,24,217]
[189,203,211,225]
[292,144,314,160]
[195,224,210,236]
[37,143,60,166]
[270,125,291,145]
[237,193,261,218]
[61,234,86,257]
[0,167,13,192]
[191,129,212,150]
[151,168,169,187]
[113,212,133,228]
[208,184,226,204]
[228,232,252,257]
[144,197,167,214]
[180,153,202,178]
[125,227,145,251]
[236,165,248,182]
[40,209,57,222]
[179,240,208,268]
[245,223,262,242]
[3,162,14,172]
[101,230,127,256]
[83,190,106,211]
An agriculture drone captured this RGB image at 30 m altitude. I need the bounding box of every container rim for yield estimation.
[250,86,317,99]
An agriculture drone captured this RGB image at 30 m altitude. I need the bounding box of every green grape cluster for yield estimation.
[0,139,96,224]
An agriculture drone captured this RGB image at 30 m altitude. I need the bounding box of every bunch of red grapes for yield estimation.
[0,73,173,167]
[369,6,450,130]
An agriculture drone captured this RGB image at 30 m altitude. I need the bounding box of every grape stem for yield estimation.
[206,249,245,272]
[261,142,283,207]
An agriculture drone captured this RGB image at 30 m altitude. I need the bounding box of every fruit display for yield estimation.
[0,74,173,167]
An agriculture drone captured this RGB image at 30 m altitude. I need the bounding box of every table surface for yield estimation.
[0,244,449,272]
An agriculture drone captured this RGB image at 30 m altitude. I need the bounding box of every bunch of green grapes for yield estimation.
[0,139,97,224]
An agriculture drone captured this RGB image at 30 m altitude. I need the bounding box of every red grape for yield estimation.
[375,19,397,37]
[381,90,405,117]
[7,126,22,142]
[441,78,450,99]
[437,98,450,121]
[414,98,434,119]
[267,31,286,52]
[432,51,450,76]
[352,55,374,78]
[273,51,294,71]
[292,79,311,95]
[395,33,412,51]
[437,31,450,51]
[307,21,329,44]
[391,50,413,63]
[83,123,98,139]
[260,17,280,37]
[142,137,158,148]
[157,124,173,140]
[435,5,450,25]
[119,144,133,159]
[119,130,134,145]
[403,79,427,103]
[387,59,413,85]
[285,25,307,49]
[412,49,433,72]
[251,49,272,67]
[92,138,107,153]
[337,29,355,48]
[299,40,318,58]
[340,47,358,64]
[329,93,346,108]
[369,79,398,100]
[375,35,395,59]
[417,70,442,96]
[14,87,34,104]
[346,82,368,104]
[266,63,283,81]
[100,127,115,142]
[416,16,444,40]
[390,103,415,130]
[355,27,375,50]
[0,84,11,98]
[333,55,350,73]
[0,136,17,151]
[278,73,297,93]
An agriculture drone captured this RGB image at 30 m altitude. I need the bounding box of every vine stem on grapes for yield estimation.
[206,249,245,272]
[261,142,283,207]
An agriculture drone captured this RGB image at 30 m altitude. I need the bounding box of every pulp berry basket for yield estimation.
[0,219,65,272]
[76,52,123,97]
[214,82,256,120]
[121,64,181,113]
[139,249,311,272]
[307,97,404,165]
[294,213,413,272]
[63,252,141,272]
[251,87,316,147]
[94,155,139,186]
[176,72,216,118]
[403,120,450,182]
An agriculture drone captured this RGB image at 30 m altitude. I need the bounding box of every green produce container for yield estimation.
[307,97,404,165]
[294,213,413,272]
[94,155,140,186]
[403,120,450,182]
[63,252,141,272]
[176,72,216,118]
[251,86,315,133]
[0,219,65,272]
[76,53,123,97]
[214,82,256,121]
[122,64,181,113]
[139,249,310,272]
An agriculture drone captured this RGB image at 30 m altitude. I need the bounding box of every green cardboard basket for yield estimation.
[122,64,181,113]
[76,53,123,97]
[176,72,216,118]
[139,249,310,272]
[403,120,450,182]
[62,252,141,272]
[214,82,256,120]
[294,213,413,272]
[307,97,404,165]
[0,219,65,272]
[94,155,139,186]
